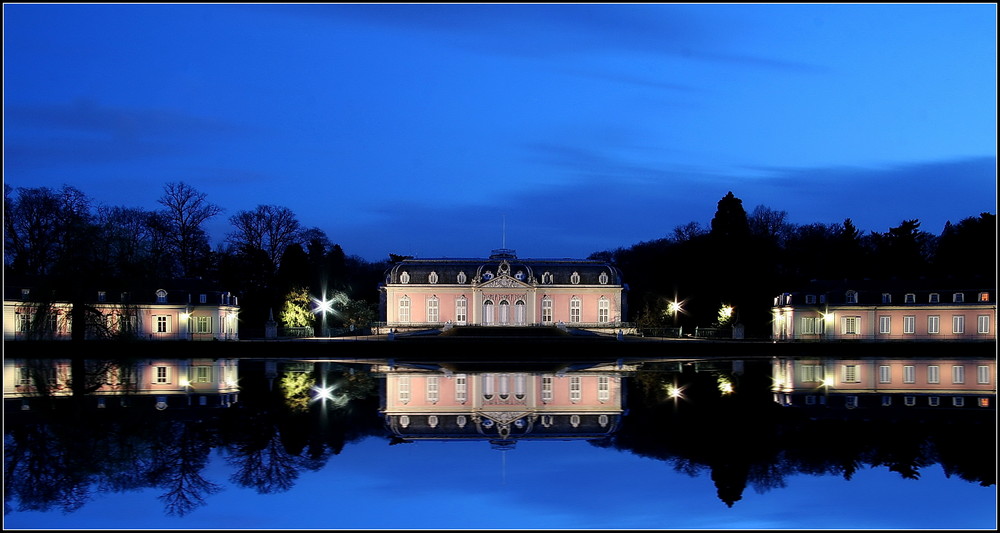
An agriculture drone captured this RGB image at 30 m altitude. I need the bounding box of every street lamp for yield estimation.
[667,299,683,327]
[312,293,333,337]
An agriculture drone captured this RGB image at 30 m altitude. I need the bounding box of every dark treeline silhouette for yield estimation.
[3,358,993,517]
[5,183,995,337]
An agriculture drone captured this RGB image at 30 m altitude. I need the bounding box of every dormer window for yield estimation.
[428,271,438,284]
[952,293,964,303]
[156,289,168,304]
[929,293,940,303]
[200,294,207,304]
[979,292,990,302]
[482,271,493,281]
[515,270,525,281]
[881,293,891,304]
[457,271,467,284]
[570,271,580,285]
[845,290,857,304]
[21,289,30,300]
[904,293,916,304]
[542,272,553,284]
[400,271,410,284]
[97,291,106,302]
[805,294,817,304]
[599,271,609,285]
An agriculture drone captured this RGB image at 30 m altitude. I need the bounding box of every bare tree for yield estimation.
[226,204,302,274]
[156,182,223,278]
[748,205,794,247]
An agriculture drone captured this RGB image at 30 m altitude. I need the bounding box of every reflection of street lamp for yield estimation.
[313,294,333,337]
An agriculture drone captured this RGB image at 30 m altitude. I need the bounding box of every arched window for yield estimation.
[428,271,438,284]
[400,271,410,284]
[457,271,467,284]
[598,297,610,323]
[155,289,167,303]
[483,299,494,325]
[427,296,439,323]
[398,296,411,323]
[482,271,494,281]
[845,290,857,304]
[455,296,468,325]
[514,299,526,325]
[599,271,609,285]
[570,297,582,323]
[499,300,510,325]
[570,271,580,284]
[541,297,553,324]
[515,270,525,281]
[542,272,552,284]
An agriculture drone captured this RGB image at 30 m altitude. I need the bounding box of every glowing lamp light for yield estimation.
[312,385,336,402]
[822,377,834,387]
[179,379,190,387]
[312,297,333,315]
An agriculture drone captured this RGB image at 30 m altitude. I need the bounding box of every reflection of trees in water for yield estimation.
[616,362,996,507]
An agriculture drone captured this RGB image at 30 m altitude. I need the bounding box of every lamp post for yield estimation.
[313,293,333,337]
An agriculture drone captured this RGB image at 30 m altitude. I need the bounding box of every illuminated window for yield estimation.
[482,374,495,400]
[952,315,964,334]
[541,298,553,323]
[398,296,410,323]
[927,316,940,334]
[455,374,467,403]
[483,299,494,325]
[978,398,990,408]
[194,366,211,383]
[952,293,964,303]
[903,316,916,334]
[952,365,965,384]
[428,271,438,284]
[156,289,167,303]
[842,365,859,383]
[569,376,582,402]
[904,293,916,304]
[842,316,860,335]
[155,315,170,333]
[427,297,439,323]
[978,292,990,302]
[801,317,824,335]
[977,365,991,384]
[929,293,940,303]
[196,316,211,333]
[426,376,439,403]
[514,374,526,400]
[398,376,410,404]
[903,365,915,384]
[801,364,823,383]
[878,365,891,384]
[598,297,610,323]
[598,375,610,401]
[455,297,467,325]
[154,366,170,384]
[569,297,581,323]
[978,315,991,334]
[878,316,891,334]
[927,365,940,384]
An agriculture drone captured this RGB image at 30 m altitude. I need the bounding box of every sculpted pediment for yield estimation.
[477,274,529,289]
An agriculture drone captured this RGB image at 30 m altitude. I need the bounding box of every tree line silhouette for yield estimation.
[5,183,995,337]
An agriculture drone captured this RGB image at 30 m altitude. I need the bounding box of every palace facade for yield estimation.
[379,248,627,332]
[771,280,995,342]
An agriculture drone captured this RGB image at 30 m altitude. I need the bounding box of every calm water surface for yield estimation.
[4,353,996,530]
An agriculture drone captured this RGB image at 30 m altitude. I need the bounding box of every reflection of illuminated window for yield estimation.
[482,374,494,400]
[398,376,410,404]
[514,374,526,400]
[801,364,823,383]
[599,414,609,427]
[569,414,580,427]
[978,398,990,408]
[456,415,467,428]
[194,366,211,383]
[845,396,858,408]
[598,376,610,401]
[805,395,816,405]
[455,374,467,403]
[569,376,581,402]
[541,376,553,402]
[428,415,438,428]
[399,415,410,428]
[426,376,439,403]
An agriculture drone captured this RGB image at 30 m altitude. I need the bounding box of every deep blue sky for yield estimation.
[4,3,997,262]
[3,438,997,530]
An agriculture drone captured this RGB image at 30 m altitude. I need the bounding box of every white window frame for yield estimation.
[155,315,171,334]
[194,366,212,383]
[928,396,940,407]
[842,316,860,335]
[598,375,610,402]
[927,315,940,334]
[398,296,410,323]
[952,292,964,303]
[928,293,940,303]
[514,300,526,325]
[977,365,991,385]
[904,396,916,406]
[455,374,467,403]
[455,297,467,325]
[156,289,167,304]
[801,364,823,383]
[570,271,580,284]
[881,293,891,304]
[903,315,916,334]
[952,365,965,384]
[426,376,439,403]
[598,297,610,323]
[978,315,991,334]
[904,293,916,304]
[154,366,171,384]
[428,271,438,284]
[878,365,891,384]
[398,376,410,404]
[845,290,857,304]
[569,376,582,402]
[878,316,891,334]
[903,365,916,384]
[952,397,965,407]
[541,298,553,324]
[842,365,859,383]
[805,294,817,304]
[541,376,553,402]
[196,316,211,333]
[952,315,964,334]
[927,365,940,384]
[427,297,439,323]
[400,271,410,284]
[569,297,581,323]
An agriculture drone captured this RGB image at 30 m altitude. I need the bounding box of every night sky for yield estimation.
[4,3,996,264]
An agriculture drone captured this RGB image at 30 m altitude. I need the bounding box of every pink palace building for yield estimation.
[379,248,628,332]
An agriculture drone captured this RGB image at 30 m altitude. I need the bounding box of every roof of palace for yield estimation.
[383,248,624,286]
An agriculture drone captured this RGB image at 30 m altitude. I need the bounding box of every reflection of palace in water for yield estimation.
[771,357,996,410]
[3,358,240,410]
[377,362,632,448]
